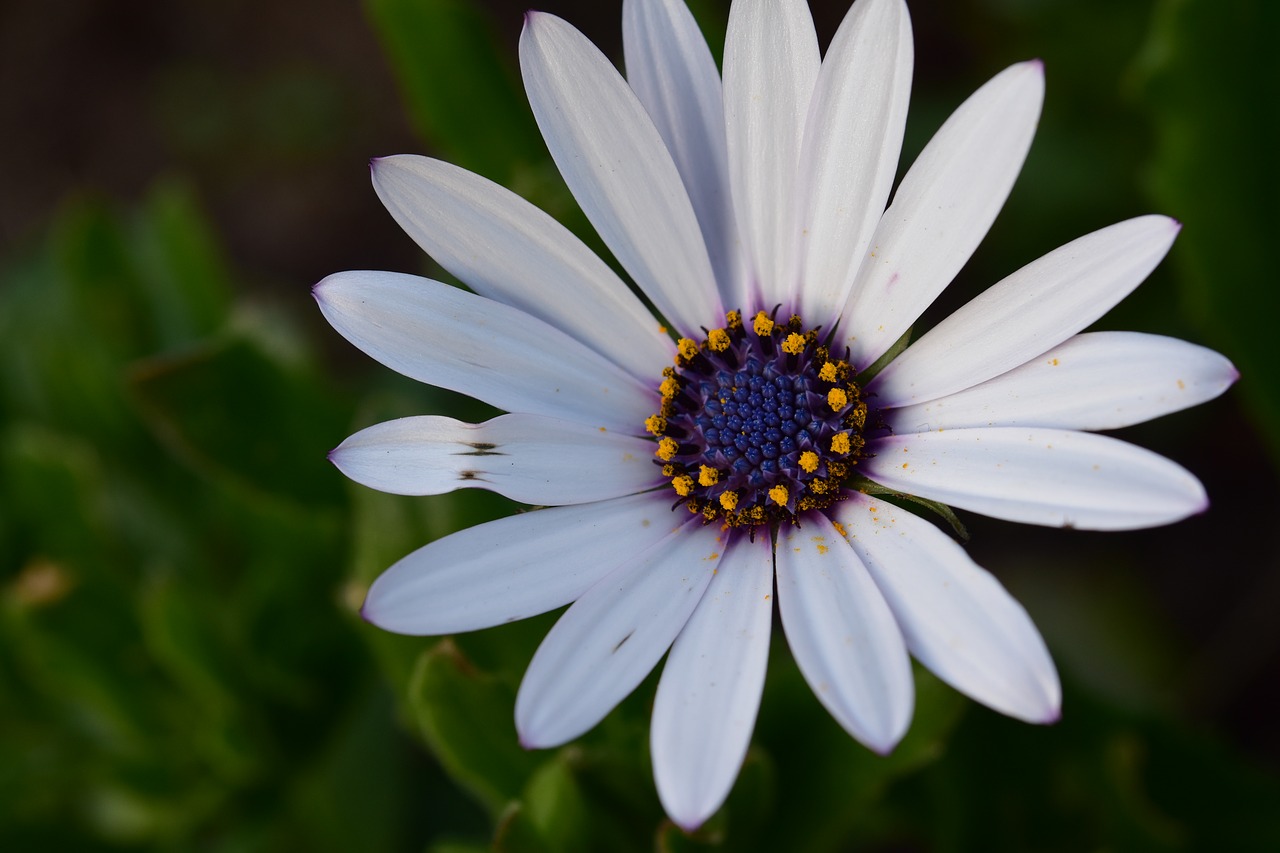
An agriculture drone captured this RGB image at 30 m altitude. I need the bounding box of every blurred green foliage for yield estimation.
[4,0,1278,851]
[1141,0,1280,464]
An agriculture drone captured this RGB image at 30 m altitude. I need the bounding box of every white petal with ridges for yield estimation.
[775,515,913,752]
[313,270,653,432]
[370,155,671,381]
[833,494,1060,723]
[795,0,913,325]
[652,536,774,831]
[839,60,1044,368]
[887,332,1238,433]
[516,523,724,748]
[864,428,1208,530]
[624,0,742,308]
[724,0,820,307]
[872,216,1182,406]
[362,493,679,635]
[330,413,660,505]
[521,13,720,338]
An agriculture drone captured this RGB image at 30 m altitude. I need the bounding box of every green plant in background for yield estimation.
[2,0,1278,851]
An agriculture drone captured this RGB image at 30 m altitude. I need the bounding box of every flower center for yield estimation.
[646,310,867,528]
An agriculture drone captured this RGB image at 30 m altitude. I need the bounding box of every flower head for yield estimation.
[315,0,1236,831]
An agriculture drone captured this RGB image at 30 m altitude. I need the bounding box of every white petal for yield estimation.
[520,13,720,338]
[723,0,820,308]
[516,523,725,748]
[775,515,913,752]
[872,216,1183,407]
[330,413,661,505]
[652,536,774,831]
[794,0,913,325]
[832,494,1060,723]
[370,155,672,381]
[864,428,1208,530]
[362,492,680,635]
[839,60,1044,368]
[313,270,653,432]
[887,332,1238,433]
[624,0,743,309]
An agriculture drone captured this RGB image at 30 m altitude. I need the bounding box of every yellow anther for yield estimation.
[798,451,820,473]
[677,338,699,361]
[719,490,739,511]
[830,433,852,455]
[782,333,806,355]
[707,328,731,352]
[848,402,867,430]
[644,415,667,435]
[726,310,743,330]
[659,376,680,399]
[827,388,849,412]
[768,485,789,506]
[819,361,838,383]
[657,438,679,461]
[698,465,720,487]
[672,475,694,497]
[752,311,774,337]
[662,464,677,477]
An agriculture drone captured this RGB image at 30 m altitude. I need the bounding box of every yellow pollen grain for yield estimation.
[831,520,848,538]
[672,475,694,497]
[827,388,849,412]
[676,338,699,361]
[769,485,789,506]
[656,438,678,461]
[752,311,774,337]
[660,377,680,399]
[698,465,720,487]
[719,490,739,511]
[782,332,806,355]
[798,451,820,473]
[818,361,838,383]
[707,328,731,352]
[830,433,851,455]
[644,415,666,435]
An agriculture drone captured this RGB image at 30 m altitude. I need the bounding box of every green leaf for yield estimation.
[407,639,543,816]
[366,0,543,183]
[128,329,348,507]
[128,180,234,349]
[753,650,966,852]
[1141,0,1280,463]
[520,753,592,853]
[491,802,552,853]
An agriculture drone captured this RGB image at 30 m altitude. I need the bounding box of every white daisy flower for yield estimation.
[314,0,1236,831]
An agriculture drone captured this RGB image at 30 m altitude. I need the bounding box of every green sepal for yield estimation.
[855,326,912,384]
[853,477,970,541]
